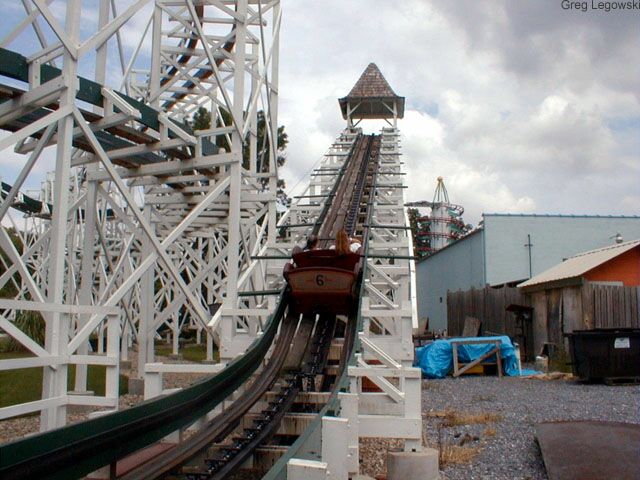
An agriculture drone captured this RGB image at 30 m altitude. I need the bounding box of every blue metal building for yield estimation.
[416,214,640,332]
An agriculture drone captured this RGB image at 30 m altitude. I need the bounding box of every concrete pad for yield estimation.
[536,421,640,480]
[387,448,439,480]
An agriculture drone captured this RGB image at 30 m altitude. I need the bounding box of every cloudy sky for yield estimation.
[277,0,639,226]
[1,1,638,227]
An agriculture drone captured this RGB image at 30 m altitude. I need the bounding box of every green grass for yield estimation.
[0,336,12,353]
[0,351,129,409]
[154,342,217,362]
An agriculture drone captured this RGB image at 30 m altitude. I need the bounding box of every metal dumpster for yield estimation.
[566,328,640,383]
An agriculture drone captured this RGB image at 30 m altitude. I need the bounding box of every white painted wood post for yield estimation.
[339,392,360,476]
[144,370,163,400]
[322,416,349,480]
[404,367,423,451]
[105,314,121,402]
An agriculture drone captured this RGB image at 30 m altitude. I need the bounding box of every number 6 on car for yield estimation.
[283,247,363,316]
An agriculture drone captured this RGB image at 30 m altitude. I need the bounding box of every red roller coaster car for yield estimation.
[283,247,363,316]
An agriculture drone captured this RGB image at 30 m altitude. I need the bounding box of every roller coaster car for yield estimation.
[283,247,363,316]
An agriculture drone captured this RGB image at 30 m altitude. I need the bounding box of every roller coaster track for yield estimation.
[1,7,418,475]
[0,0,232,214]
[0,133,381,480]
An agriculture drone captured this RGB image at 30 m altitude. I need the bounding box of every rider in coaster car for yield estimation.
[349,236,362,253]
[304,235,319,251]
[334,229,350,255]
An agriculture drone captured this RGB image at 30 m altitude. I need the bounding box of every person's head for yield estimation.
[336,229,350,255]
[306,235,318,250]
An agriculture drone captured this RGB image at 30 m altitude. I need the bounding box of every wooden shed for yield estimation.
[518,240,640,356]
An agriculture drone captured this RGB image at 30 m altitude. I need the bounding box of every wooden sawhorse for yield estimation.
[451,339,503,378]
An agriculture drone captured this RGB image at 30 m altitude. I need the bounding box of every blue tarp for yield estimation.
[414,335,522,378]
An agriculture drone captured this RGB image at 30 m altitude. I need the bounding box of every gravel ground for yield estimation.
[421,374,640,480]
[4,356,639,480]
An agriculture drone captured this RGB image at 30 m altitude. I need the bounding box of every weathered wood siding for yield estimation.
[448,282,639,359]
[532,291,548,357]
[590,284,640,328]
[447,286,529,338]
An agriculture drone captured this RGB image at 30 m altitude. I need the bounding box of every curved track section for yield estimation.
[0,292,288,480]
[120,310,300,480]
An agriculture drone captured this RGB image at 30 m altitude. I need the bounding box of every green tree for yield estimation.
[192,108,290,206]
[253,110,288,175]
[191,106,211,131]
[407,208,421,258]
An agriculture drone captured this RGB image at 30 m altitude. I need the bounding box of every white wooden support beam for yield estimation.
[322,416,349,480]
[357,415,422,440]
[0,396,66,421]
[101,87,141,119]
[77,0,149,57]
[144,370,163,400]
[86,153,237,181]
[32,0,78,59]
[0,78,66,124]
[0,315,51,359]
[0,105,71,153]
[105,314,121,402]
[145,363,225,374]
[359,334,402,369]
[158,112,196,145]
[354,358,404,404]
[339,392,359,476]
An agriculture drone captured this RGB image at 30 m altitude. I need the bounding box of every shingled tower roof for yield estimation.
[339,63,405,121]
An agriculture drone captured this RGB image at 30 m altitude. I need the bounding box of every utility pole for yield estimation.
[525,234,533,278]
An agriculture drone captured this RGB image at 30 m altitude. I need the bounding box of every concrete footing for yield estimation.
[287,459,327,480]
[387,448,439,480]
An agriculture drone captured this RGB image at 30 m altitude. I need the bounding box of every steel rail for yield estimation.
[181,134,378,479]
[179,136,375,479]
[119,311,300,480]
[205,314,336,480]
[263,134,382,480]
[0,135,378,480]
[317,135,368,241]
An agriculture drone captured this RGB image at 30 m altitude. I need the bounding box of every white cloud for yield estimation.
[0,0,637,228]
[276,0,639,226]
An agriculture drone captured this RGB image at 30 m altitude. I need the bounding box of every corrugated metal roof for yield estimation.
[518,239,640,289]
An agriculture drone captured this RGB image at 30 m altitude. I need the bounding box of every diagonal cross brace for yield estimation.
[67,107,231,352]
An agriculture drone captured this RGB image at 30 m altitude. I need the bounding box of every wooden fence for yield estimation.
[447,286,529,338]
[448,283,639,361]
[590,283,640,329]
